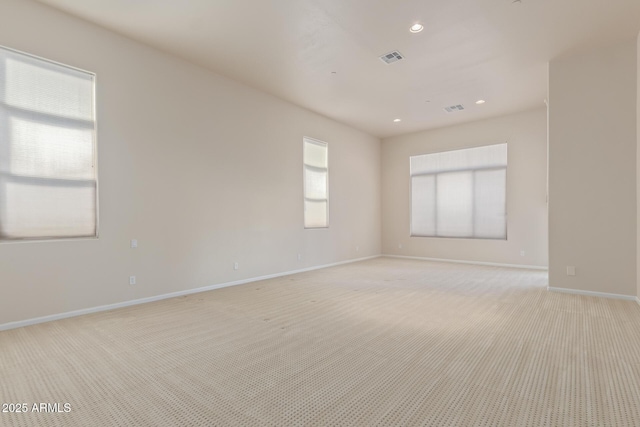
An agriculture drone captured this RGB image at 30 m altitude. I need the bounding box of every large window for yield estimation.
[0,46,97,241]
[303,137,328,228]
[410,143,507,239]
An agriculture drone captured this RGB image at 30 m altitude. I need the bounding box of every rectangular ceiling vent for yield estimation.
[379,51,404,64]
[444,104,465,113]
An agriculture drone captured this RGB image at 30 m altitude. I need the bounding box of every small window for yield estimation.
[0,46,97,241]
[410,143,507,239]
[303,137,328,228]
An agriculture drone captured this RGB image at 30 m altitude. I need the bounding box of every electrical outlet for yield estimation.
[130,239,138,248]
[398,243,403,249]
[356,245,359,252]
[297,253,302,261]
[520,250,525,256]
[129,276,136,285]
[234,262,239,270]
[566,266,576,276]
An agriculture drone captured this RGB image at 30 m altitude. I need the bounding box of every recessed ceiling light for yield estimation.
[409,23,424,33]
[475,99,486,105]
[393,118,402,122]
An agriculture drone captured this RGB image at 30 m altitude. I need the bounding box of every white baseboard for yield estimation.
[548,286,636,301]
[0,255,380,332]
[383,254,548,271]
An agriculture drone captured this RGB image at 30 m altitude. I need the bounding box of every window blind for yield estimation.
[0,46,97,241]
[303,138,328,228]
[410,143,507,239]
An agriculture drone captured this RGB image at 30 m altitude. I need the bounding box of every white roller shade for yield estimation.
[303,138,328,228]
[0,46,97,241]
[410,143,507,239]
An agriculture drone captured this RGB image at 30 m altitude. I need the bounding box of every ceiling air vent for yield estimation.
[444,104,465,113]
[379,51,404,64]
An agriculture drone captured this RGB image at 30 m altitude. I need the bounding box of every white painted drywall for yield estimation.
[0,0,381,326]
[549,39,637,297]
[381,108,548,267]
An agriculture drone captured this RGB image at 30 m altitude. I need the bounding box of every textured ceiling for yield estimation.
[35,0,640,138]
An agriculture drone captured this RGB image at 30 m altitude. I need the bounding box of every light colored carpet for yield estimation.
[1,257,640,426]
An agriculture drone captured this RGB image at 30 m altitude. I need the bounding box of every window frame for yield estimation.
[303,137,329,229]
[0,45,99,243]
[409,143,507,240]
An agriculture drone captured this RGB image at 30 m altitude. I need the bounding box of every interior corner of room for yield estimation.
[0,0,639,329]
[2,1,640,425]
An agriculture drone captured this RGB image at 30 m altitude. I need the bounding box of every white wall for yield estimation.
[381,108,548,267]
[549,39,637,297]
[0,0,381,326]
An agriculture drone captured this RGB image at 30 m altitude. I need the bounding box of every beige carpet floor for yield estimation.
[1,257,640,426]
